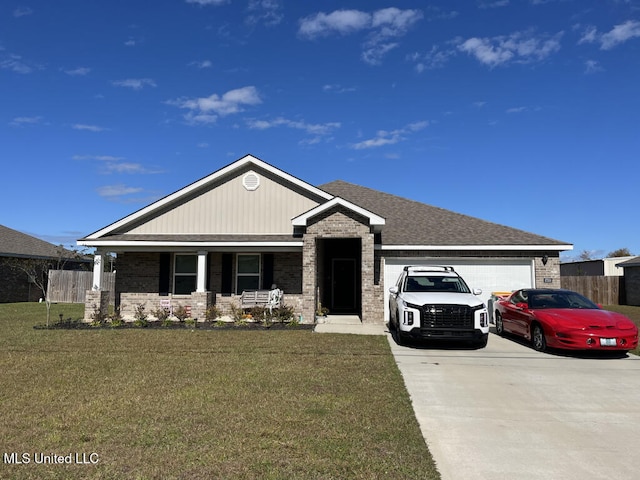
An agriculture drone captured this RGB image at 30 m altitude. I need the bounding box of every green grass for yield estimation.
[0,303,440,480]
[603,304,640,355]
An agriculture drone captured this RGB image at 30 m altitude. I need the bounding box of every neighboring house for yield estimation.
[616,257,640,306]
[560,256,635,277]
[77,154,573,323]
[0,224,90,303]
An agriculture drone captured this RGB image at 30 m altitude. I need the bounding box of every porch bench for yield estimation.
[240,290,271,309]
[240,289,283,311]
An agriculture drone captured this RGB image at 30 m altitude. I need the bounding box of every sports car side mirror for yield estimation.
[515,302,528,310]
[389,286,399,295]
[473,288,482,296]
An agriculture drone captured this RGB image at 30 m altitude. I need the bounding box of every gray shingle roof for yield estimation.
[0,224,78,259]
[616,256,640,267]
[319,180,569,247]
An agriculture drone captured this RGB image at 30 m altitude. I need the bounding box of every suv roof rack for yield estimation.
[403,265,456,273]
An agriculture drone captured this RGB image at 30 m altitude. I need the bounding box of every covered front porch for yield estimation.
[84,248,304,322]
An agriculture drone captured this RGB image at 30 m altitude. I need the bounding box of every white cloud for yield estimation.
[64,66,91,76]
[0,53,41,74]
[298,8,423,65]
[72,155,125,162]
[189,60,213,69]
[73,154,160,175]
[506,106,527,113]
[477,0,510,8]
[351,121,428,150]
[72,124,108,132]
[247,116,340,138]
[458,30,563,67]
[584,59,602,74]
[97,184,143,197]
[168,86,262,125]
[13,7,34,17]
[9,116,44,126]
[112,78,157,90]
[186,0,228,5]
[298,9,371,38]
[246,0,283,27]
[322,84,356,93]
[580,20,640,50]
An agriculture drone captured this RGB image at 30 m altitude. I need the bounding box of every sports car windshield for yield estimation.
[404,275,471,293]
[528,291,598,310]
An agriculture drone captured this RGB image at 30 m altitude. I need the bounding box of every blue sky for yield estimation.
[2,0,639,261]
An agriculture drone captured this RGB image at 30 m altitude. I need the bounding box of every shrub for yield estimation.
[152,307,171,322]
[109,306,125,328]
[89,303,107,326]
[250,306,267,323]
[230,305,245,323]
[173,305,190,322]
[273,305,295,324]
[133,304,149,327]
[205,305,221,322]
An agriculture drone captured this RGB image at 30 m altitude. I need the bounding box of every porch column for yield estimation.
[92,251,104,290]
[196,251,207,293]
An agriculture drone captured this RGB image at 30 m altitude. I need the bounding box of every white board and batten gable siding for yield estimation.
[126,170,320,236]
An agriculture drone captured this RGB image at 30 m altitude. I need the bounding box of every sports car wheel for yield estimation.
[495,312,504,336]
[532,324,546,352]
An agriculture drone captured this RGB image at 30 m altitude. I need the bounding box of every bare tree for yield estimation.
[1,246,87,326]
[578,250,594,261]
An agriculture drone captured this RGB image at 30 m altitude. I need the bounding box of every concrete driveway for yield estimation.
[389,331,640,480]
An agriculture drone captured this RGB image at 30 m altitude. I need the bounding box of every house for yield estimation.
[0,224,90,303]
[560,256,635,277]
[77,154,572,323]
[616,257,640,306]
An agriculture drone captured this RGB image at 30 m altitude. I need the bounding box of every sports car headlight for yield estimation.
[616,321,636,331]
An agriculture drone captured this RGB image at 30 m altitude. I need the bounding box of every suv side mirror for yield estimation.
[389,286,399,295]
[473,288,482,296]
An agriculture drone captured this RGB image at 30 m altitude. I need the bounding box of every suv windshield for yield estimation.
[404,275,471,293]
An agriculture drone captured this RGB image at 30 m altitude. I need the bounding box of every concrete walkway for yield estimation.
[313,315,388,335]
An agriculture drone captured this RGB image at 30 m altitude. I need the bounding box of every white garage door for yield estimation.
[383,257,534,322]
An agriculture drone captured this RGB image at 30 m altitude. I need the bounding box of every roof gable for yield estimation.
[292,197,385,231]
[84,155,333,240]
[319,180,571,249]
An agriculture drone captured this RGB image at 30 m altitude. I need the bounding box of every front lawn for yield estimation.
[604,304,640,356]
[0,303,440,480]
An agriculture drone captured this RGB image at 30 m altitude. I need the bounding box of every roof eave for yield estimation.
[377,244,574,251]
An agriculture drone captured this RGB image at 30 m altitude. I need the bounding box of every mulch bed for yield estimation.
[34,320,315,331]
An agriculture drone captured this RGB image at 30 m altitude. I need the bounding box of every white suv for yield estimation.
[389,266,489,347]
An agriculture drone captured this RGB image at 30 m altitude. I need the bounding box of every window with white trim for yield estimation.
[174,254,197,295]
[236,254,260,293]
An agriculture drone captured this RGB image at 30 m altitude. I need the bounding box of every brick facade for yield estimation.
[302,206,380,324]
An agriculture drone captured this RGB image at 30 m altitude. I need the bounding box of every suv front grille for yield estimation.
[419,304,474,329]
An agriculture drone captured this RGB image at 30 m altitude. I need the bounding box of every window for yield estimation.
[174,254,197,295]
[236,254,260,293]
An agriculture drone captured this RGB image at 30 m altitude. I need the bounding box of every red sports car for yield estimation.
[494,289,638,352]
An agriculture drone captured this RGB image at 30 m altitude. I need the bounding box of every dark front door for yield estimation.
[331,258,357,312]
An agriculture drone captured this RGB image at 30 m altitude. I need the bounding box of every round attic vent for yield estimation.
[242,171,260,191]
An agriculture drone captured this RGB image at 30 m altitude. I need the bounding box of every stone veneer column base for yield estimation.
[191,291,213,321]
[84,290,110,322]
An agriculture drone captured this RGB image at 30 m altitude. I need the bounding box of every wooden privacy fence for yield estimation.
[561,276,625,305]
[47,270,115,305]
